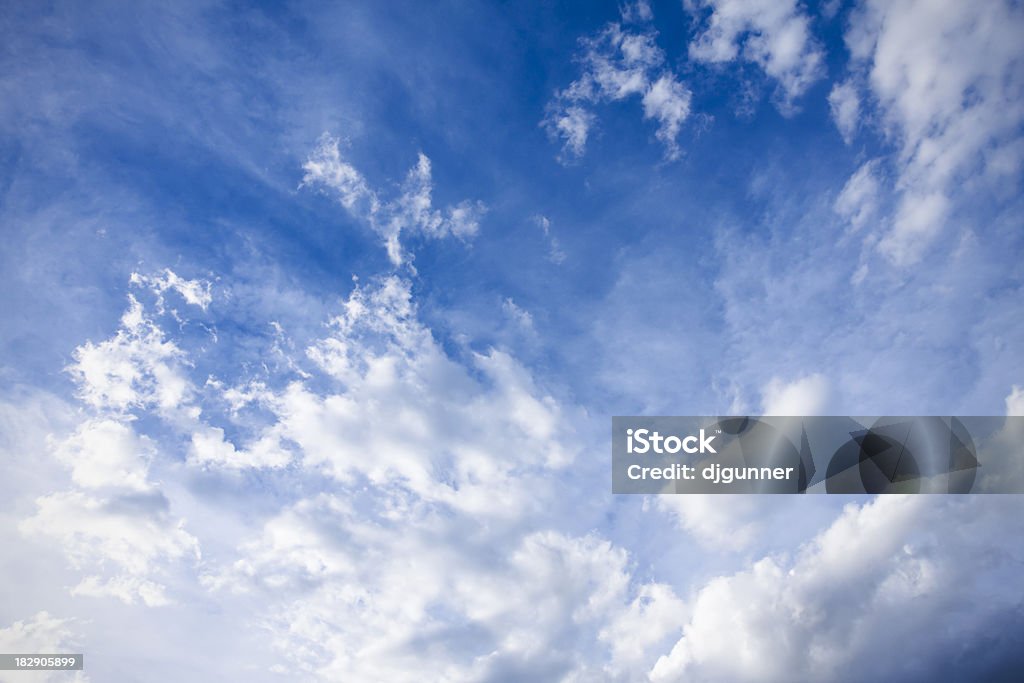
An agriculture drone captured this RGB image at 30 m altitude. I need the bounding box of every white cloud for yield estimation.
[11,256,1024,679]
[655,495,763,550]
[51,419,153,492]
[543,10,692,160]
[188,425,291,470]
[70,574,176,607]
[177,272,693,679]
[685,0,825,110]
[299,135,379,214]
[204,493,684,681]
[879,190,949,265]
[599,582,687,676]
[20,489,199,606]
[761,373,830,415]
[25,316,202,605]
[130,269,213,311]
[280,276,578,512]
[63,281,290,476]
[67,295,193,415]
[652,495,1024,682]
[844,0,1024,264]
[302,135,486,266]
[828,79,860,144]
[642,73,692,160]
[545,105,594,159]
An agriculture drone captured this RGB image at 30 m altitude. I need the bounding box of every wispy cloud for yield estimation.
[828,79,860,144]
[302,135,486,266]
[543,5,691,161]
[534,215,567,264]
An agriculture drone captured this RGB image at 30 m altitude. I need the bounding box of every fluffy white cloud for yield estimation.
[642,74,692,160]
[12,258,1024,679]
[302,136,486,266]
[652,495,1024,682]
[685,0,825,110]
[204,493,684,681]
[67,293,195,415]
[51,419,153,492]
[273,275,577,513]
[24,293,204,605]
[182,272,689,679]
[543,8,691,160]
[843,0,1024,264]
[188,425,291,470]
[545,105,594,159]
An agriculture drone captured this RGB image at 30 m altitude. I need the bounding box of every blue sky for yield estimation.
[2,0,1024,681]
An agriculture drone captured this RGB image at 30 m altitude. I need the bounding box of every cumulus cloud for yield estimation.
[51,419,153,492]
[302,135,486,266]
[204,493,684,681]
[276,275,579,512]
[842,0,1024,264]
[12,259,1024,679]
[20,280,219,605]
[652,495,1024,682]
[188,424,291,470]
[543,6,692,160]
[183,274,687,679]
[685,0,825,110]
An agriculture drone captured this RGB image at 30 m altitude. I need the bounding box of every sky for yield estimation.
[1,0,1023,680]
